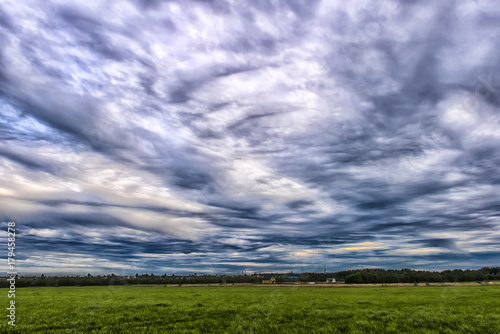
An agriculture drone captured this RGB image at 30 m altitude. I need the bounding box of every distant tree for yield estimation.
[345,272,363,284]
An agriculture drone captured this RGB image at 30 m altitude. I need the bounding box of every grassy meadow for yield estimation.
[2,285,500,333]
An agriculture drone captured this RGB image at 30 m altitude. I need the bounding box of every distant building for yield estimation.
[326,278,336,283]
[262,274,276,284]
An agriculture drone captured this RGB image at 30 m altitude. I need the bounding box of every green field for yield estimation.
[2,285,500,333]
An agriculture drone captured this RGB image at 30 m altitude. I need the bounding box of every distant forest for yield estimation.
[340,267,500,284]
[2,267,499,287]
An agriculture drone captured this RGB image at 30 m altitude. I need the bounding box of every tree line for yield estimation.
[1,267,499,288]
[0,273,262,288]
[342,267,500,284]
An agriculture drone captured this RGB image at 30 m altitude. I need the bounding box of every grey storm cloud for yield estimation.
[0,0,500,275]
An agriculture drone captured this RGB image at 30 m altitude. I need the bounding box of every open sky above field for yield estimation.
[1,0,500,275]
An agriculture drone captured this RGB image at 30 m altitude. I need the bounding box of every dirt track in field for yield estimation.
[135,282,500,288]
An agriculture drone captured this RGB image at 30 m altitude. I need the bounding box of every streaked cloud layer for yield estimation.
[1,0,500,275]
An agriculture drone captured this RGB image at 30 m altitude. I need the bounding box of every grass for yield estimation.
[1,285,500,333]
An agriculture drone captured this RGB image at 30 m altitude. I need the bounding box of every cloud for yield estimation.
[0,0,499,274]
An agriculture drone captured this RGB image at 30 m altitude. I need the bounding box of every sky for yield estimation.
[1,0,500,276]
